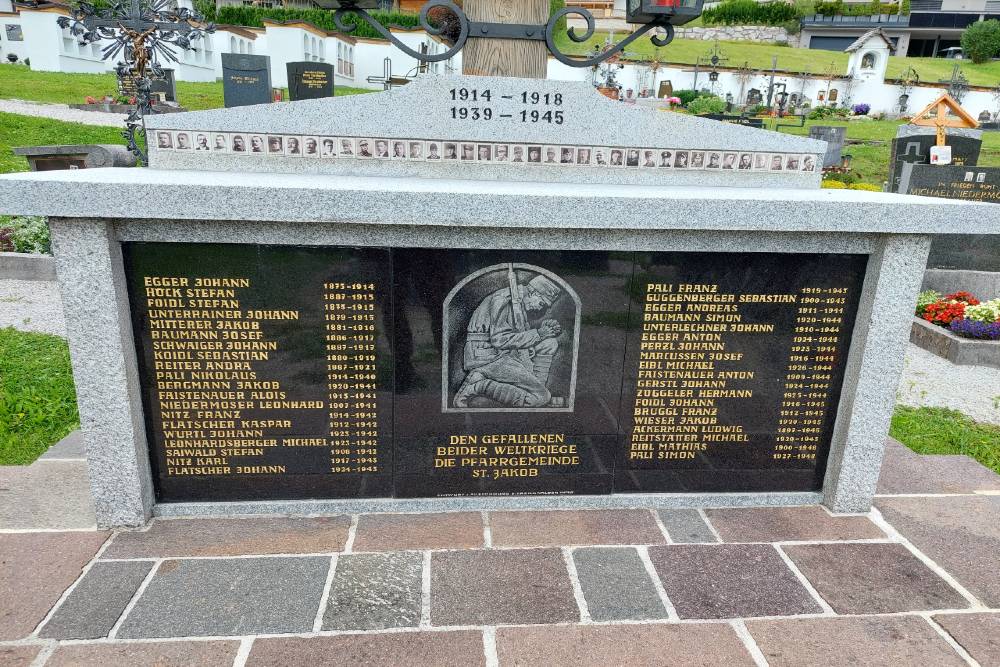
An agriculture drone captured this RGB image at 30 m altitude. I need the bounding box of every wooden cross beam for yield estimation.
[910,92,979,146]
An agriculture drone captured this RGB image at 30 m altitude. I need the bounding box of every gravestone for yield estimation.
[808,126,846,168]
[657,80,673,98]
[12,144,137,170]
[0,75,993,527]
[888,125,982,193]
[286,61,334,101]
[5,24,23,41]
[703,114,764,128]
[222,53,272,108]
[118,69,177,103]
[746,88,762,106]
[899,163,1000,272]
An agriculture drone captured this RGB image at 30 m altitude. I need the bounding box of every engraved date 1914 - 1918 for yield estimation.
[449,88,565,124]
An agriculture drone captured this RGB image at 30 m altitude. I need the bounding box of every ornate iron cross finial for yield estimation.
[58,0,215,164]
[939,63,969,104]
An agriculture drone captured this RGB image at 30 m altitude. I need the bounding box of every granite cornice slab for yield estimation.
[2,168,999,235]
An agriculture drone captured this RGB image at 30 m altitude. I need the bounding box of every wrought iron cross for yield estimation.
[58,0,215,164]
[938,63,969,104]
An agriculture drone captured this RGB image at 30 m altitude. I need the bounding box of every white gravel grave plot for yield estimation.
[0,279,66,336]
[896,343,1000,426]
[0,99,128,127]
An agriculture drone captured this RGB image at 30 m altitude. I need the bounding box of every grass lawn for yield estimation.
[758,116,1000,186]
[554,31,1000,86]
[0,64,372,110]
[0,327,79,466]
[890,405,1000,475]
[0,111,126,174]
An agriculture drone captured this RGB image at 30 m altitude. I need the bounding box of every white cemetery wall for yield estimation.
[0,14,29,63]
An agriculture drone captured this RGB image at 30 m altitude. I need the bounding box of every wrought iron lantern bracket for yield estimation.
[327,0,681,68]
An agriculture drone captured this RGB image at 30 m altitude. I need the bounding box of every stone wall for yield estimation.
[673,26,799,46]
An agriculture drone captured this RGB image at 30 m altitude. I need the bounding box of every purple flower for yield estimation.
[949,318,1000,340]
[852,103,870,115]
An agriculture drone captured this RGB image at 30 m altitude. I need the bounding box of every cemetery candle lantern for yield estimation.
[626,0,704,25]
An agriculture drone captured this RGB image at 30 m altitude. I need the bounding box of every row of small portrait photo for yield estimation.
[154,130,818,172]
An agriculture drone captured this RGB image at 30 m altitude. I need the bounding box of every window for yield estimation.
[860,51,876,69]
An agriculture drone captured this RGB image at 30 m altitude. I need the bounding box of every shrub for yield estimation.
[901,0,910,14]
[701,0,800,26]
[808,106,850,119]
[961,20,1000,64]
[821,179,847,188]
[848,182,882,191]
[673,89,708,106]
[0,216,50,254]
[823,171,858,184]
[687,95,727,114]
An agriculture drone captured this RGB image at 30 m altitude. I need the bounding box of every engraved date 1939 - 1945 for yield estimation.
[449,88,565,124]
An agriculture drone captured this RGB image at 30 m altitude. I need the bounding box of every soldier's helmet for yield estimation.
[527,275,561,306]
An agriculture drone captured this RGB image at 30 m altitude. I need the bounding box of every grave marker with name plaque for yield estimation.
[2,74,992,527]
[287,61,334,101]
[222,53,273,108]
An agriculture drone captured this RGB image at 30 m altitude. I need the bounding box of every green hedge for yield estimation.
[701,0,800,26]
[814,0,899,15]
[217,2,567,39]
[215,6,423,38]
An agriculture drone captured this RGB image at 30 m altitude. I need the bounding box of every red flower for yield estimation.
[922,300,967,327]
[944,291,980,305]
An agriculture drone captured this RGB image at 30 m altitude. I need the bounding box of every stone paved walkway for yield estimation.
[0,100,128,128]
[1,438,998,667]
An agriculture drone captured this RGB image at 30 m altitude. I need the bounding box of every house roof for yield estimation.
[844,27,896,54]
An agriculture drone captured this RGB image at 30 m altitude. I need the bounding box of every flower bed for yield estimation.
[915,290,1000,341]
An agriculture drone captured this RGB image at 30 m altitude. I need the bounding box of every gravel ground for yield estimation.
[1,277,997,423]
[0,98,128,127]
[897,344,1000,426]
[0,279,66,336]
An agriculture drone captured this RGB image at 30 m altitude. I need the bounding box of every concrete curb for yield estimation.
[0,251,56,281]
[910,317,1000,369]
[921,268,1000,300]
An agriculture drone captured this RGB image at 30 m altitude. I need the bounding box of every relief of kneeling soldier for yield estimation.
[454,271,565,408]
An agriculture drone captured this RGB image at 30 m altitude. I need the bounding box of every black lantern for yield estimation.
[708,70,719,82]
[626,0,703,25]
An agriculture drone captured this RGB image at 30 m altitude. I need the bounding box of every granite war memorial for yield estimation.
[1,76,997,528]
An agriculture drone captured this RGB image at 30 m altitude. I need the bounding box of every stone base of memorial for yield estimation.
[910,317,1000,369]
[68,103,186,114]
[1,75,996,528]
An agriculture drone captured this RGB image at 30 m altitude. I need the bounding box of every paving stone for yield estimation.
[496,623,756,666]
[352,512,483,551]
[247,631,485,667]
[877,438,1000,495]
[488,510,663,547]
[933,613,1000,665]
[0,461,96,529]
[782,543,968,614]
[40,430,87,460]
[705,506,886,543]
[431,548,578,625]
[0,531,109,640]
[0,645,42,667]
[657,509,718,543]
[876,496,1000,606]
[39,560,154,639]
[102,516,350,558]
[116,556,329,637]
[571,547,667,621]
[322,551,423,630]
[647,544,821,619]
[45,640,241,666]
[747,616,966,667]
